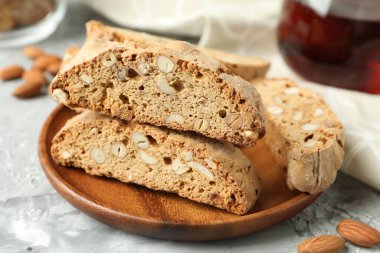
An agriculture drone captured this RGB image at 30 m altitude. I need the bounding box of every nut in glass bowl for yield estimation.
[0,0,67,48]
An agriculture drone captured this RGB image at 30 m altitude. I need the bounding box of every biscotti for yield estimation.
[86,20,270,80]
[253,78,344,194]
[201,48,270,81]
[51,110,261,215]
[50,38,266,147]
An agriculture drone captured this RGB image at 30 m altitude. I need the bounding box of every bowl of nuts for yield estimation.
[0,0,67,48]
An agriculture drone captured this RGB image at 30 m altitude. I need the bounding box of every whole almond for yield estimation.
[22,69,47,86]
[33,55,61,70]
[23,46,45,59]
[12,82,42,99]
[0,65,24,81]
[46,62,61,75]
[297,235,345,253]
[337,219,380,247]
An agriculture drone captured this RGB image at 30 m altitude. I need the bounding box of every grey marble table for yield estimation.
[1,2,379,253]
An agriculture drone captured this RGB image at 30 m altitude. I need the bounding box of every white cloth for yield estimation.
[84,0,380,191]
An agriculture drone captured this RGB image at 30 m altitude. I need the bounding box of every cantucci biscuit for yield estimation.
[51,110,261,215]
[50,38,266,146]
[253,78,344,194]
[86,20,270,80]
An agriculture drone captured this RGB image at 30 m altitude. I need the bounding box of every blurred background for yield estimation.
[2,0,380,94]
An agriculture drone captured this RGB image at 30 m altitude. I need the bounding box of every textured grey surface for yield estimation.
[0,1,379,253]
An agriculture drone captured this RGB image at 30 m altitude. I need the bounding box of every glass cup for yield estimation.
[278,0,380,94]
[0,0,67,48]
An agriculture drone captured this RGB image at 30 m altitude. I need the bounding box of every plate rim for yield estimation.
[38,105,321,238]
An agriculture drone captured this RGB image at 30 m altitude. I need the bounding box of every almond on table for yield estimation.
[0,65,24,81]
[33,55,61,70]
[337,219,380,247]
[46,62,61,75]
[12,81,43,98]
[23,45,45,59]
[22,69,47,86]
[297,235,345,253]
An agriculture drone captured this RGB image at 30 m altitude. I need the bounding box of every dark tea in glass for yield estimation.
[278,0,380,94]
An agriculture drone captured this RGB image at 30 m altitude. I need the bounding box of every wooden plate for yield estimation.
[38,105,320,241]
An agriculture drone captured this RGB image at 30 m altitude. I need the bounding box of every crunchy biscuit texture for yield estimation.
[253,78,345,194]
[50,37,266,146]
[86,20,270,80]
[51,111,261,215]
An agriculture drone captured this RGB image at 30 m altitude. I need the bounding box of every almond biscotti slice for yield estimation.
[201,48,270,81]
[86,20,270,80]
[253,78,344,194]
[50,38,266,147]
[51,110,261,215]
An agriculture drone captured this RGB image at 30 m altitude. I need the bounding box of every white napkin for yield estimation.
[84,0,380,191]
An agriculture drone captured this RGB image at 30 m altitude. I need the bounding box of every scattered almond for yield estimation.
[337,219,380,247]
[297,235,345,253]
[2,46,64,100]
[46,62,61,75]
[23,46,45,59]
[0,65,24,80]
[12,82,42,98]
[33,55,61,70]
[22,69,47,86]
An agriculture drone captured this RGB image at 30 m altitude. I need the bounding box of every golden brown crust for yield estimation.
[85,20,270,80]
[51,111,261,215]
[201,48,270,80]
[50,38,266,147]
[253,78,344,194]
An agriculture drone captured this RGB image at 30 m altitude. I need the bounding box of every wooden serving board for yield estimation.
[38,105,320,241]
